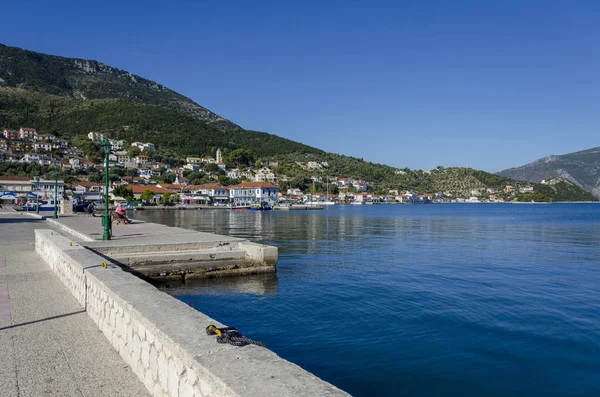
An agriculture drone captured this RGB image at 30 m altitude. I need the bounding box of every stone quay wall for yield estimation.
[35,229,347,397]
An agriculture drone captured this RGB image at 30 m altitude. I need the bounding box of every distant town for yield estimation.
[1,127,544,207]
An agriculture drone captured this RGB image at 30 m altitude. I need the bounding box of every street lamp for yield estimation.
[102,140,112,240]
[34,175,40,214]
[53,167,59,219]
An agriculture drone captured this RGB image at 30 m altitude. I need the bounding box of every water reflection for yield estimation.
[160,272,279,296]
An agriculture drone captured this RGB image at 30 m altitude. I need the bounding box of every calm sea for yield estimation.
[132,204,600,397]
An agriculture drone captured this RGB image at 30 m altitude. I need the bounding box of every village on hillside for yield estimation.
[1,127,541,207]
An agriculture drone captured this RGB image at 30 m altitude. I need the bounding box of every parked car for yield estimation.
[163,201,175,206]
[142,202,156,206]
[72,202,88,212]
[124,201,138,208]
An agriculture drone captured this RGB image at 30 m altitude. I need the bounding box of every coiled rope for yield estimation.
[206,325,267,348]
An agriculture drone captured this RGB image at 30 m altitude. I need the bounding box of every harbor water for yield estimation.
[132,204,600,397]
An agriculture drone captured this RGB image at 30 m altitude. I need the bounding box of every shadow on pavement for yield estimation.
[0,310,86,331]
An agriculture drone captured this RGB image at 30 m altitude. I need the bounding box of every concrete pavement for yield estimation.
[0,212,149,396]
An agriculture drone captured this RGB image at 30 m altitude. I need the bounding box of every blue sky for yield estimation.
[2,0,599,172]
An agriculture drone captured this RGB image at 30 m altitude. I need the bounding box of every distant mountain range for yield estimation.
[498,147,600,198]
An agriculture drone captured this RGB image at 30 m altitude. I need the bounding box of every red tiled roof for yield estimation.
[0,176,30,181]
[20,127,36,131]
[157,184,185,190]
[129,185,169,194]
[74,181,100,187]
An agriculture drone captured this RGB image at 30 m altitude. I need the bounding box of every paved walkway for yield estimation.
[48,214,244,244]
[0,211,149,396]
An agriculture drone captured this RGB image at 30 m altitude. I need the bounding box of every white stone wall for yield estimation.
[34,229,348,397]
[35,232,87,308]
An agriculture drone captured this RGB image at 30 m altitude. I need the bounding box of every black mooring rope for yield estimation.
[206,325,267,348]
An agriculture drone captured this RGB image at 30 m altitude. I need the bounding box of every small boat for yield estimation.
[230,202,251,210]
[22,197,61,211]
[250,202,273,211]
[321,201,336,206]
[350,201,364,205]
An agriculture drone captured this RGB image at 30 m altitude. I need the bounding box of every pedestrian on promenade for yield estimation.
[86,201,95,217]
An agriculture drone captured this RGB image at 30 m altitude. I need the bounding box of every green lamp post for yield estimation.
[53,167,59,219]
[102,140,112,240]
[34,176,40,214]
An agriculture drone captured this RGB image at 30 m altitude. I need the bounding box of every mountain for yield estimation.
[497,147,600,198]
[0,43,231,126]
[0,43,323,158]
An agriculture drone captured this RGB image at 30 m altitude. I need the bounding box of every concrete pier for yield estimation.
[46,215,278,281]
[1,210,348,396]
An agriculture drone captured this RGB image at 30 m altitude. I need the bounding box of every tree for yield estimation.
[113,185,133,200]
[205,163,218,173]
[160,192,172,204]
[160,172,176,184]
[127,147,141,157]
[226,149,254,167]
[126,168,139,177]
[141,189,155,203]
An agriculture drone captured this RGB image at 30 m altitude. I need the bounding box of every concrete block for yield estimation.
[237,241,278,265]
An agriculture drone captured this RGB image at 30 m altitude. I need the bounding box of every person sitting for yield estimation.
[113,203,131,224]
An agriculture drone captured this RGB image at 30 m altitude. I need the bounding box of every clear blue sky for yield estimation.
[2,0,599,172]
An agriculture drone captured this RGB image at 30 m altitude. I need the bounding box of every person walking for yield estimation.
[86,201,95,218]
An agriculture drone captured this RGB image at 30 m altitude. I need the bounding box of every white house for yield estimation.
[19,128,37,140]
[33,142,54,152]
[228,182,279,206]
[519,186,534,193]
[88,131,107,142]
[352,180,367,192]
[185,184,230,204]
[109,139,128,151]
[132,142,155,152]
[23,153,40,163]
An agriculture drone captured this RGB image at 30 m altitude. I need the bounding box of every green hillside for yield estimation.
[0,43,597,201]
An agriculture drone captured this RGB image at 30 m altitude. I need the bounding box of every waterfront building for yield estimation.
[352,180,367,192]
[127,185,170,203]
[0,176,32,193]
[184,184,230,204]
[31,178,65,197]
[228,182,279,207]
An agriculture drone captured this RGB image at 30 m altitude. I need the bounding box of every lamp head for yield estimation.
[102,140,111,155]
